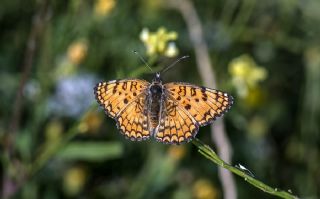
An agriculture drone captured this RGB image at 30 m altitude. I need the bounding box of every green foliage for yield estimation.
[192,138,297,199]
[1,0,319,198]
[57,141,123,161]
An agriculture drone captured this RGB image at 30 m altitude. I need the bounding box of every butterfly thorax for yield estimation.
[148,74,163,130]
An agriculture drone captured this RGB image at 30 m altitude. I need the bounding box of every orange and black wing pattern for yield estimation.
[94,79,151,140]
[155,96,199,144]
[155,82,233,144]
[164,82,233,126]
[115,93,150,140]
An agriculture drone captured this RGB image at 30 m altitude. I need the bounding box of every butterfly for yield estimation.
[94,54,233,144]
[94,70,233,145]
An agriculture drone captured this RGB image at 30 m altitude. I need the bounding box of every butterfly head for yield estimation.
[152,72,162,84]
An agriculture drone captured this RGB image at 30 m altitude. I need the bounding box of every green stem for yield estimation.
[29,124,79,176]
[231,0,256,39]
[192,138,299,199]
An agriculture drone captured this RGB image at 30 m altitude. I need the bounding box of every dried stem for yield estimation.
[167,0,237,198]
[7,1,49,154]
[3,2,50,198]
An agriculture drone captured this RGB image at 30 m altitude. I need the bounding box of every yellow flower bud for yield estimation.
[140,27,179,57]
[45,120,63,143]
[140,28,150,42]
[164,42,179,57]
[94,0,116,17]
[193,179,219,199]
[63,166,87,196]
[78,111,103,134]
[67,41,88,65]
[168,145,186,161]
[229,54,268,98]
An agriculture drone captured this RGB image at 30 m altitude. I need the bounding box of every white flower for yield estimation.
[164,42,179,57]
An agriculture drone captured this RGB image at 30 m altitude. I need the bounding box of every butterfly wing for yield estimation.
[164,82,233,126]
[94,79,151,140]
[155,96,199,144]
[155,82,233,144]
[115,93,150,140]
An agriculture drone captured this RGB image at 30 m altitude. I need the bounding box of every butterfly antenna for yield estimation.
[133,50,153,72]
[161,55,190,74]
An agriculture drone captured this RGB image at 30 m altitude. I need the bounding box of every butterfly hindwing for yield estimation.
[155,96,199,144]
[116,93,150,140]
[164,82,233,126]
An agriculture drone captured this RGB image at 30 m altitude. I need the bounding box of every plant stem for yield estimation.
[167,0,237,198]
[192,138,299,199]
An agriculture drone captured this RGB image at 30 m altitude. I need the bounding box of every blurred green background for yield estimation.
[0,0,319,198]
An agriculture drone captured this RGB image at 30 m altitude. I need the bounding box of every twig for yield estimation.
[2,2,50,198]
[167,0,237,198]
[7,1,49,153]
[30,125,80,176]
[192,138,299,199]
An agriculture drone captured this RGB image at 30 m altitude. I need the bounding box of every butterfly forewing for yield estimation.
[164,82,233,126]
[94,79,149,118]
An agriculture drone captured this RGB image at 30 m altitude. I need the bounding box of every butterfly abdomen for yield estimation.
[148,84,163,128]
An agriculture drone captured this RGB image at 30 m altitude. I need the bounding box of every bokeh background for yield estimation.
[1,0,319,198]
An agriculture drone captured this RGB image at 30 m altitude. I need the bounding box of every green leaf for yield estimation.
[57,142,123,162]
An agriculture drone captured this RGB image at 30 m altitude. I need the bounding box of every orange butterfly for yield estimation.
[94,56,233,144]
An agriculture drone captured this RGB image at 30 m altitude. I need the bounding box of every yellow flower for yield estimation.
[94,0,116,17]
[168,145,187,161]
[78,110,103,134]
[141,0,164,11]
[164,42,179,57]
[247,116,268,138]
[140,27,179,57]
[229,54,267,98]
[63,166,87,196]
[245,87,265,108]
[67,40,88,65]
[193,179,219,199]
[45,120,63,143]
